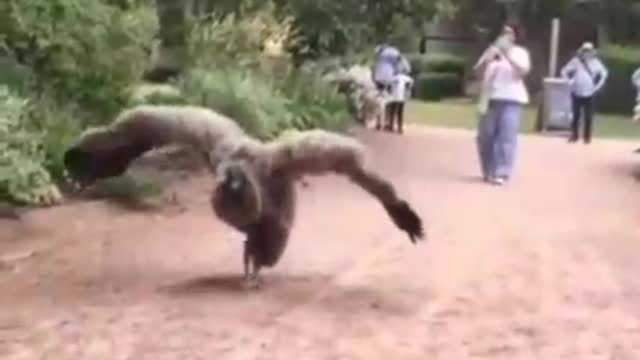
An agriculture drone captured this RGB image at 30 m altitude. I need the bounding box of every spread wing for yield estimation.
[269,129,425,243]
[63,105,246,185]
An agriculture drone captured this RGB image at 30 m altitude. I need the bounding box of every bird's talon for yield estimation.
[243,275,261,290]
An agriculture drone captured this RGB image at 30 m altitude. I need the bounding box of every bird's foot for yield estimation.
[242,274,261,290]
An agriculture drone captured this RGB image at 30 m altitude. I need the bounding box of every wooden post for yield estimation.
[549,18,560,77]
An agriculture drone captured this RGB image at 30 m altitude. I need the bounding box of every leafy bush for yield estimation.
[413,72,462,101]
[0,86,62,205]
[275,67,351,132]
[0,55,35,92]
[186,3,302,70]
[175,67,351,139]
[129,83,189,106]
[406,53,466,78]
[1,0,158,122]
[175,68,292,138]
[21,101,79,185]
[597,45,640,114]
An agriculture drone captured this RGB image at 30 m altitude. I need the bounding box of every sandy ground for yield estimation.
[1,125,640,359]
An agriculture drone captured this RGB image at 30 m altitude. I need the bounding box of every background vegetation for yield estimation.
[1,0,639,206]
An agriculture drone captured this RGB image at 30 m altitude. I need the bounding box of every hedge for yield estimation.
[597,45,640,115]
[413,72,462,101]
[405,53,466,78]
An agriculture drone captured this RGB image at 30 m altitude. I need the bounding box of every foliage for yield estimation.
[175,68,292,138]
[275,66,352,132]
[406,53,466,78]
[406,52,465,101]
[186,2,302,69]
[413,72,463,101]
[597,44,640,114]
[129,83,189,106]
[0,0,158,122]
[174,67,351,139]
[0,86,62,206]
[269,0,446,62]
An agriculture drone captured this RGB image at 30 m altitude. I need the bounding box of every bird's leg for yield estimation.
[251,263,262,288]
[243,240,250,280]
[242,241,260,290]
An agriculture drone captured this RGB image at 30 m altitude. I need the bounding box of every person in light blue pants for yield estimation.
[477,100,523,182]
[473,24,531,186]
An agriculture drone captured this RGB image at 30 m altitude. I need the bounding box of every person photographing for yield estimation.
[474,24,531,186]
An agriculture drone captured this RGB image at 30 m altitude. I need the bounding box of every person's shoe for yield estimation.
[490,177,506,186]
[568,136,578,143]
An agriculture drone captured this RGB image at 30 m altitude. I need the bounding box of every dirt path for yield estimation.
[1,125,640,359]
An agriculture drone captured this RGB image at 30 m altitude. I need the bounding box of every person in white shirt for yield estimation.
[474,24,531,186]
[386,71,414,133]
[560,42,608,144]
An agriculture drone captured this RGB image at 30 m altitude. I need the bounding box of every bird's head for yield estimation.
[211,160,263,227]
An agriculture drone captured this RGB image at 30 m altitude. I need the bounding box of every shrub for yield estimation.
[129,83,189,106]
[0,86,62,206]
[413,72,462,101]
[597,45,640,114]
[174,67,352,139]
[406,53,466,78]
[175,68,292,139]
[0,55,35,92]
[186,3,302,70]
[23,96,83,183]
[276,67,351,132]
[1,0,158,122]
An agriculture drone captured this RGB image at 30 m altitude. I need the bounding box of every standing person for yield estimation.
[560,42,608,144]
[372,42,401,93]
[475,24,531,186]
[372,42,402,130]
[388,70,414,134]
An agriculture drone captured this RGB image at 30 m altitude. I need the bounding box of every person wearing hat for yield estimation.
[560,42,609,144]
[474,24,531,186]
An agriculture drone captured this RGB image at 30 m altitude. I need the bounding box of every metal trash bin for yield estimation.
[538,77,572,131]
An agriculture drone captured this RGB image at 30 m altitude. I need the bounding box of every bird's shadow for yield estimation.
[158,272,429,318]
[158,272,333,296]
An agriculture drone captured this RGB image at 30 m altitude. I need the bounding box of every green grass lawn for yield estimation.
[406,98,640,141]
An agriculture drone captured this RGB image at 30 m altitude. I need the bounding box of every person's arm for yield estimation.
[593,59,608,93]
[473,46,498,74]
[560,58,577,79]
[478,61,498,114]
[499,46,530,77]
